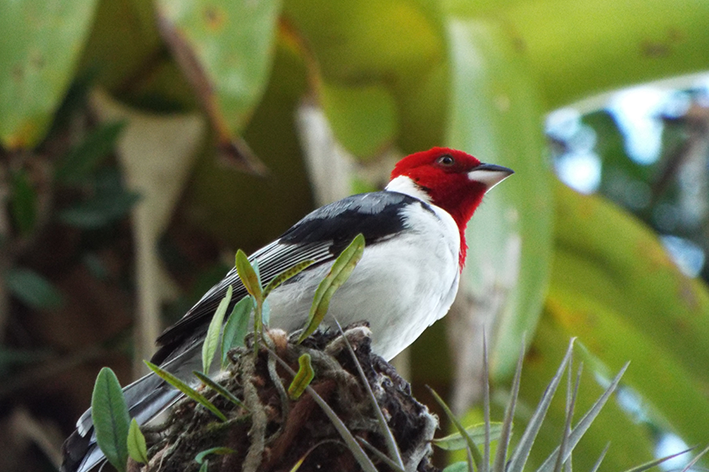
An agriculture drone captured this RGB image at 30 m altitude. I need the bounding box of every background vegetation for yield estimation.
[1,0,709,470]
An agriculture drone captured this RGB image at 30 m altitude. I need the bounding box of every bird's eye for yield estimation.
[437,155,455,166]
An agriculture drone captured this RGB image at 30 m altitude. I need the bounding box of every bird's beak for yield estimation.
[468,163,514,191]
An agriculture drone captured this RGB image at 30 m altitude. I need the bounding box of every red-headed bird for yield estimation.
[62,147,513,472]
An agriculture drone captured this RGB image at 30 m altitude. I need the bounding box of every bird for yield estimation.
[61,147,513,472]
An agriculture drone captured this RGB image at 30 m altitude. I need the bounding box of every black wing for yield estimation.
[153,191,433,361]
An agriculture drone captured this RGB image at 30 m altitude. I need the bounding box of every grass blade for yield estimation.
[433,423,504,451]
[428,386,484,471]
[195,447,236,464]
[493,340,525,472]
[335,320,404,470]
[298,234,364,343]
[537,362,629,472]
[483,332,491,472]
[144,361,226,421]
[507,338,575,472]
[193,371,249,411]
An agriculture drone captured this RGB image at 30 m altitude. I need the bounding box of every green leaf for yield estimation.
[58,191,141,229]
[235,250,262,301]
[195,446,236,464]
[428,386,483,471]
[127,419,148,464]
[298,234,365,343]
[320,82,398,158]
[550,182,709,450]
[444,15,552,380]
[221,295,254,368]
[262,260,315,300]
[506,340,575,471]
[432,422,504,451]
[6,267,63,310]
[288,353,315,400]
[199,460,209,472]
[0,0,100,148]
[9,169,36,235]
[202,285,232,374]
[55,121,126,184]
[155,0,282,134]
[443,462,472,472]
[144,361,226,421]
[193,371,248,411]
[91,367,129,472]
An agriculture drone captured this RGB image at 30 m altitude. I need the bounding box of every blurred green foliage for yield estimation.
[1,0,709,470]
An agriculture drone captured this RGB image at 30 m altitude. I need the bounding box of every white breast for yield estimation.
[266,200,461,360]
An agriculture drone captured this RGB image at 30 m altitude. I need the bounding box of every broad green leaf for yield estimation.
[550,182,709,450]
[298,234,365,343]
[221,295,254,367]
[155,0,282,134]
[433,422,503,451]
[202,285,232,374]
[9,170,37,236]
[91,367,129,472]
[235,250,262,301]
[144,361,227,421]
[288,353,315,400]
[6,267,63,310]
[444,16,552,379]
[495,0,709,109]
[194,447,236,464]
[262,260,315,300]
[320,82,398,158]
[127,419,148,464]
[283,0,448,152]
[0,0,99,148]
[55,121,126,184]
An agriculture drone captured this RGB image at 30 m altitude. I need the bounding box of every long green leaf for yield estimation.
[493,341,525,472]
[433,423,504,451]
[91,367,130,472]
[203,285,232,374]
[144,361,226,421]
[235,250,262,300]
[536,363,629,472]
[195,447,236,464]
[221,295,254,368]
[193,370,248,411]
[127,419,148,464]
[506,339,575,472]
[428,386,483,471]
[263,260,315,300]
[298,234,364,343]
